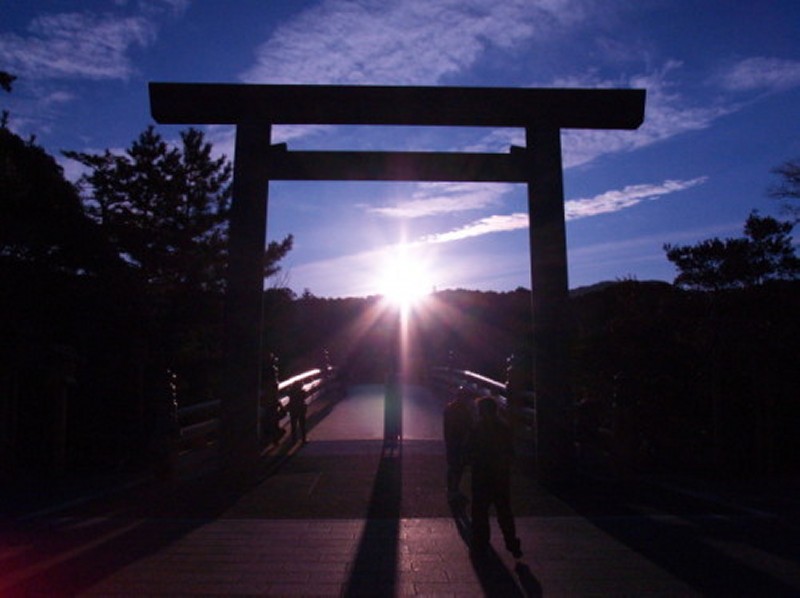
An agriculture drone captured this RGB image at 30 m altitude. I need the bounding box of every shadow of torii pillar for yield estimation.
[148,83,645,481]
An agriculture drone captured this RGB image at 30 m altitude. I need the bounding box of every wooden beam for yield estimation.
[266,148,529,182]
[150,83,645,130]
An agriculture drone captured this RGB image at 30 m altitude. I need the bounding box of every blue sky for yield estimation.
[3,0,800,298]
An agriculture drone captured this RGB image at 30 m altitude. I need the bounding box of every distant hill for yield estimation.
[569,279,672,298]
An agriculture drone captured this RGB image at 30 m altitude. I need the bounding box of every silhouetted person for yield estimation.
[260,352,283,445]
[468,397,522,559]
[148,368,179,480]
[444,387,474,503]
[384,369,402,445]
[287,381,307,444]
[505,345,532,431]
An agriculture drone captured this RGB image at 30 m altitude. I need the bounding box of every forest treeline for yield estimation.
[264,280,800,478]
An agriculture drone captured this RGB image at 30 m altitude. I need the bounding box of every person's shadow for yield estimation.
[449,501,542,597]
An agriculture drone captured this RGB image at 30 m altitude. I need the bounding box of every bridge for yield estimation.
[3,371,799,596]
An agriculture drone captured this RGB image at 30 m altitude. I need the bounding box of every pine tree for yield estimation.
[664,211,800,291]
[65,126,234,295]
[65,127,293,404]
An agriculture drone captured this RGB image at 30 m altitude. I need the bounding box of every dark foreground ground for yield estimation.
[2,384,799,596]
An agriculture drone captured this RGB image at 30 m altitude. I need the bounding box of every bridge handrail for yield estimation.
[176,366,340,451]
[430,366,536,428]
[430,366,507,405]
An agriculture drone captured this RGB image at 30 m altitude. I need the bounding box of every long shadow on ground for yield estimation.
[554,475,800,596]
[342,439,403,597]
[449,500,542,597]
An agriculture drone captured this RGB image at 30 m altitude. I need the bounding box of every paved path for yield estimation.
[3,384,800,596]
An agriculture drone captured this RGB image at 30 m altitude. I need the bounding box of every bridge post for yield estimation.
[525,125,574,484]
[221,121,272,477]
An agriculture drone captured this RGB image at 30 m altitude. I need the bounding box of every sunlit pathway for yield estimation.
[308,383,444,442]
[223,384,460,520]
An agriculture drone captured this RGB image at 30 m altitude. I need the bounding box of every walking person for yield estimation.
[443,387,474,504]
[288,381,307,444]
[468,396,522,559]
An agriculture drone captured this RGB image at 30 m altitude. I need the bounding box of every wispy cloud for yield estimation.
[143,0,191,18]
[366,182,513,218]
[557,63,735,167]
[455,62,736,167]
[419,213,529,244]
[718,57,800,93]
[235,3,751,173]
[0,12,157,80]
[287,246,387,298]
[40,90,75,106]
[557,57,800,167]
[568,221,743,279]
[565,177,708,220]
[417,177,707,245]
[291,217,743,297]
[241,0,591,84]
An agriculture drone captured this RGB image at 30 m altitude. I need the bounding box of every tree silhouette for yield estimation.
[0,70,15,93]
[664,211,800,291]
[65,127,293,406]
[1,127,118,276]
[65,127,234,295]
[770,159,800,221]
[1,126,141,471]
[65,126,293,295]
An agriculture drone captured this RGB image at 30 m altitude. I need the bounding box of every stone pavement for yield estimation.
[3,384,800,596]
[77,515,697,596]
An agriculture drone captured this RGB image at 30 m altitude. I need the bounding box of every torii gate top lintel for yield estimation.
[149,82,645,130]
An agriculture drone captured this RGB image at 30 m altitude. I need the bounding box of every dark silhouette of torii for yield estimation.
[149,83,645,483]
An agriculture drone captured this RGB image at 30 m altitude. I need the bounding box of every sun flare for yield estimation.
[377,246,433,309]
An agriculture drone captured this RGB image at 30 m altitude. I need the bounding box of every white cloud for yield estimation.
[568,221,742,274]
[462,129,525,153]
[241,0,591,85]
[460,62,736,168]
[241,1,731,173]
[416,176,707,245]
[719,57,800,92]
[288,246,387,298]
[40,90,76,106]
[558,63,735,167]
[0,12,156,80]
[366,182,512,218]
[565,177,708,220]
[205,123,335,163]
[419,212,529,244]
[144,0,191,17]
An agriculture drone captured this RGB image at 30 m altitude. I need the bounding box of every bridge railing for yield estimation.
[430,366,536,429]
[177,366,342,452]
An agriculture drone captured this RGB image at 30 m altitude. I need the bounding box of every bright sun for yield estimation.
[378,247,433,309]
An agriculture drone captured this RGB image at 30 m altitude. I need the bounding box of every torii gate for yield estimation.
[149,83,645,482]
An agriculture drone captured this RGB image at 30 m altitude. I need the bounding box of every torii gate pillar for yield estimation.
[526,126,573,482]
[220,122,272,475]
